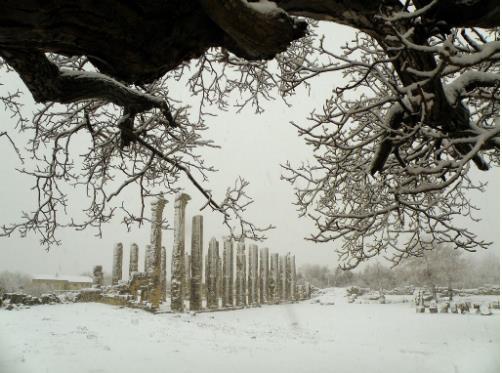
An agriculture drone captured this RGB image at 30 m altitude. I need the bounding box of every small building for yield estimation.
[32,274,93,292]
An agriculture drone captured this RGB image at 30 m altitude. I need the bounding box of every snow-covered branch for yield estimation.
[280,14,499,267]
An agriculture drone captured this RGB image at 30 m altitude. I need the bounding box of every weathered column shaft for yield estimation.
[285,253,292,301]
[146,196,166,309]
[145,244,153,274]
[190,215,203,311]
[184,253,191,299]
[207,237,219,309]
[143,246,148,272]
[129,243,139,277]
[248,244,259,305]
[204,254,209,306]
[171,193,191,312]
[112,243,123,285]
[235,242,246,307]
[242,244,247,306]
[291,255,297,301]
[259,247,269,304]
[223,239,234,307]
[204,254,209,290]
[269,253,279,304]
[217,255,222,304]
[279,255,287,302]
[161,246,167,302]
[93,265,104,287]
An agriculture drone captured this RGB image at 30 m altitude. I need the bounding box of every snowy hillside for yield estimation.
[0,288,499,373]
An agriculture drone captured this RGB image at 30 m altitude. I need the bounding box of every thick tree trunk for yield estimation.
[0,0,223,84]
[0,1,497,178]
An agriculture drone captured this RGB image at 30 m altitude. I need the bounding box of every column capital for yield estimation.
[175,192,191,205]
[150,195,167,209]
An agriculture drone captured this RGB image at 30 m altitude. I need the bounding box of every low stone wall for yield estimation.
[74,286,157,312]
[416,300,497,316]
[1,292,60,309]
[76,288,103,302]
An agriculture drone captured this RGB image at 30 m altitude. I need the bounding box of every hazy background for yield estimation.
[0,23,499,278]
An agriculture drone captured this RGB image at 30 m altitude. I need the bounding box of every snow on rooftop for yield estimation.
[32,274,93,283]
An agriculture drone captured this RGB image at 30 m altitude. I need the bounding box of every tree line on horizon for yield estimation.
[299,247,499,291]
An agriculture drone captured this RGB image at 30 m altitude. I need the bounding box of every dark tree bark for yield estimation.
[0,0,499,110]
[0,0,308,84]
[0,0,498,170]
[0,1,224,84]
[1,1,496,84]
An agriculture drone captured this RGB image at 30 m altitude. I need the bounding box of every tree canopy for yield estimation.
[0,0,499,268]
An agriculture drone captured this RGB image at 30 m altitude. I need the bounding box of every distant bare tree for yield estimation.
[299,264,337,288]
[358,263,397,290]
[399,243,466,298]
[0,271,32,293]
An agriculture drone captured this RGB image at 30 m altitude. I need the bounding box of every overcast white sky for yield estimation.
[0,23,499,278]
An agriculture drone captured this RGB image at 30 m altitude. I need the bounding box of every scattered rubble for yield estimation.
[1,292,61,309]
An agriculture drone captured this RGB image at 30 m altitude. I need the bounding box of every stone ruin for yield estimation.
[413,288,497,315]
[343,286,498,315]
[93,265,104,286]
[80,192,312,313]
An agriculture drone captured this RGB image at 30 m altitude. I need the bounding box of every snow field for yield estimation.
[0,288,498,373]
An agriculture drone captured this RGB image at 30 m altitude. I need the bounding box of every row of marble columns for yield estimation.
[202,240,301,310]
[109,196,169,309]
[109,193,309,311]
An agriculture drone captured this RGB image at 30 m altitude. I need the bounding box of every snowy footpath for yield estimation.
[0,288,499,373]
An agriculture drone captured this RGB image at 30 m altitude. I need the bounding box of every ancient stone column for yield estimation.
[242,243,247,306]
[305,281,311,299]
[93,265,104,287]
[269,253,279,304]
[184,253,191,299]
[204,253,209,307]
[279,255,287,302]
[248,244,259,305]
[161,246,167,302]
[217,254,223,305]
[171,193,190,312]
[129,243,139,277]
[145,244,153,273]
[259,247,269,304]
[146,196,166,309]
[207,237,219,309]
[285,253,292,301]
[190,215,203,311]
[143,246,148,272]
[235,241,246,307]
[223,239,234,307]
[235,243,242,306]
[112,242,123,285]
[291,255,297,301]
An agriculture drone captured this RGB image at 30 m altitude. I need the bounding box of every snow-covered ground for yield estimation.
[0,288,499,373]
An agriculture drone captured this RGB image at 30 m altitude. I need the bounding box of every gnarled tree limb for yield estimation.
[199,0,307,60]
[0,48,174,125]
